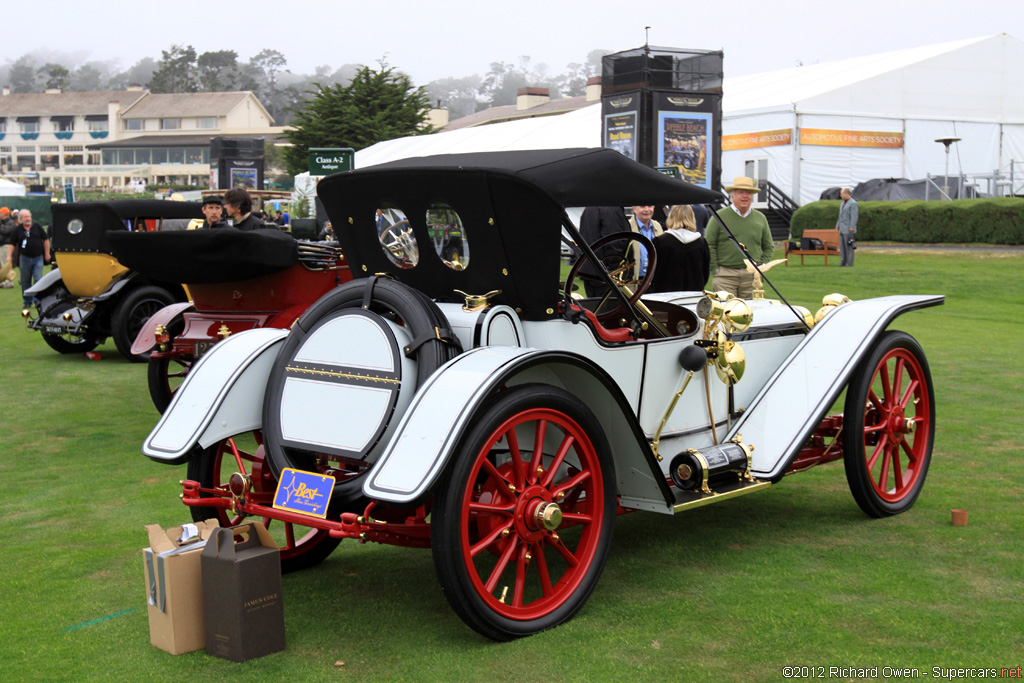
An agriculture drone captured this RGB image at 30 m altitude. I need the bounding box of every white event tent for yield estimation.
[302,33,1024,206]
[0,177,27,197]
[720,33,1024,204]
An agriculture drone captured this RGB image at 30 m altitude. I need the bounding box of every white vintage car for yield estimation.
[142,148,942,641]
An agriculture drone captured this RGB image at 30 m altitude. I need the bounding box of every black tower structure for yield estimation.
[601,46,724,192]
[210,137,265,191]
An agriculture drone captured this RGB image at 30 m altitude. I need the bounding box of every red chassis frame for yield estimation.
[177,415,846,549]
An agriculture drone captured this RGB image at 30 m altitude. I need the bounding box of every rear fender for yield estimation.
[24,267,64,297]
[362,346,673,511]
[142,328,288,465]
[131,301,195,355]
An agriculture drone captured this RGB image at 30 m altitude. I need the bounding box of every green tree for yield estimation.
[39,63,70,91]
[425,74,483,120]
[148,45,199,93]
[9,56,38,93]
[283,60,433,175]
[69,63,105,92]
[108,57,157,89]
[250,49,288,120]
[196,50,253,91]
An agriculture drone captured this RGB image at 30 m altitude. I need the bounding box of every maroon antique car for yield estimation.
[108,227,352,412]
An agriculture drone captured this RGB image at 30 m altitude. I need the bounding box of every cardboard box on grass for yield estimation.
[201,521,285,662]
[142,519,220,655]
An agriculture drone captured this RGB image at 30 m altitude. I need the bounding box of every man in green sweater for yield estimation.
[706,176,775,298]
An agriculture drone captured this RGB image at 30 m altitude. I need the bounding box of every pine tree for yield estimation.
[283,61,433,176]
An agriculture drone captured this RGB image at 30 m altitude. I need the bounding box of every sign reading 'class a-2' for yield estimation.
[308,148,355,175]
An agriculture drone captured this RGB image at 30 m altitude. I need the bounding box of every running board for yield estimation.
[671,478,772,513]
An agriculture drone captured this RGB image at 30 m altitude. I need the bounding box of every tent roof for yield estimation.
[355,104,600,168]
[351,34,1024,170]
[722,34,1019,117]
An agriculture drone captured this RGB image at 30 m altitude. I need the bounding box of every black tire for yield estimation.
[111,285,176,362]
[39,301,100,354]
[431,385,616,641]
[146,315,188,413]
[187,431,341,573]
[147,356,192,414]
[843,330,935,517]
[42,331,100,354]
[262,277,459,511]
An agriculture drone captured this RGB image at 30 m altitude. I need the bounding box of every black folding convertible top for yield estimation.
[52,200,204,255]
[317,148,722,320]
[361,148,723,207]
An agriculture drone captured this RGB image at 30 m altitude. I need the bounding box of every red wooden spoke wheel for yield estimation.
[432,385,615,641]
[843,330,935,517]
[187,430,340,573]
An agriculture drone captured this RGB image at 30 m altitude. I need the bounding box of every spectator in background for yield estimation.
[223,188,265,231]
[199,195,228,229]
[628,204,663,281]
[836,187,859,267]
[578,206,631,298]
[0,207,17,288]
[650,204,710,293]
[706,177,774,298]
[7,209,50,307]
[690,203,711,236]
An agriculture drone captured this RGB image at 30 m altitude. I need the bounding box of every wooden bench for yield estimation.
[784,229,841,265]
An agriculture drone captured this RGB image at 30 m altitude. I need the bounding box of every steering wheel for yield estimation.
[564,230,658,323]
[379,221,418,267]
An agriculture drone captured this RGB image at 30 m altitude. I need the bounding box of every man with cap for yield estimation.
[705,177,774,298]
[0,207,17,287]
[200,195,228,229]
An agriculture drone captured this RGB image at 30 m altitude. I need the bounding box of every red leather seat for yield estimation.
[567,303,635,343]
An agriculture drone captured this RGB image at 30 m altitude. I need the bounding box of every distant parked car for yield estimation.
[22,200,196,361]
[107,228,352,412]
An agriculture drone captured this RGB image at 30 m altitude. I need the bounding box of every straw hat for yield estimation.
[725,177,759,193]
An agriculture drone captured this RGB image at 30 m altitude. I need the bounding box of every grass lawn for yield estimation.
[1,247,1022,681]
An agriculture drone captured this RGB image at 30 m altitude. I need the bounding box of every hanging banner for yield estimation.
[800,129,904,148]
[722,129,793,151]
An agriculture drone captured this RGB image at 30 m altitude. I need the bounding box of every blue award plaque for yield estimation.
[272,468,334,519]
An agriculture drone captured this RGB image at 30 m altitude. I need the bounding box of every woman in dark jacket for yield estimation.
[649,204,710,293]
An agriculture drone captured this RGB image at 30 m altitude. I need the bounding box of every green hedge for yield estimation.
[789,198,1024,244]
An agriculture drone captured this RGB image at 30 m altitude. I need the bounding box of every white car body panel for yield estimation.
[520,318,646,409]
[738,295,944,479]
[142,328,288,461]
[439,303,525,350]
[278,313,416,456]
[364,346,538,502]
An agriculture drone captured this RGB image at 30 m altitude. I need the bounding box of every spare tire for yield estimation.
[262,277,460,510]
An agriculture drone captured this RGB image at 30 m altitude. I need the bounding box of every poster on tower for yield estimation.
[654,91,721,191]
[604,112,638,160]
[657,111,712,189]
